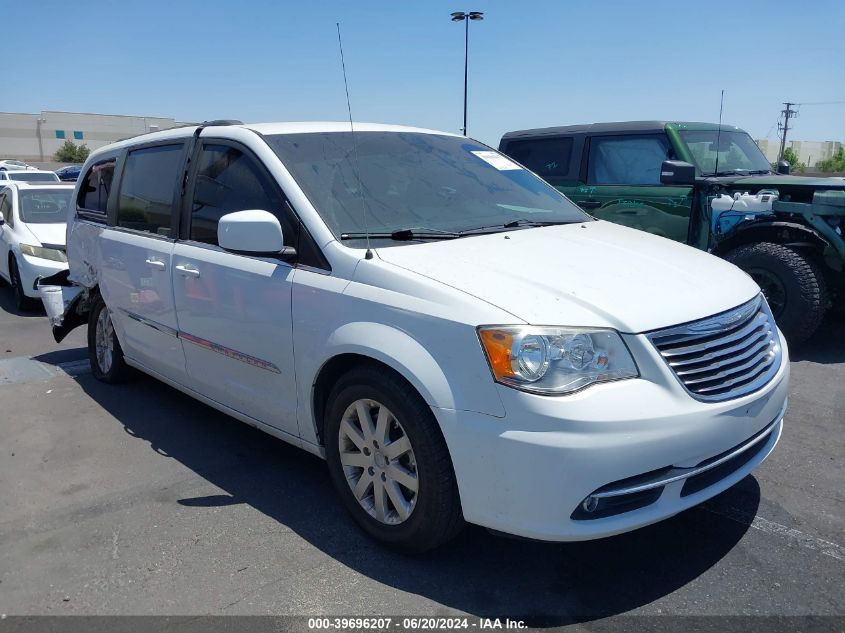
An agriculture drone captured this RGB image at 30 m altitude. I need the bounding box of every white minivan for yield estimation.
[45,121,789,552]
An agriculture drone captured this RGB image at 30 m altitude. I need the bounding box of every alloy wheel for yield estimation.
[338,399,419,525]
[95,307,114,374]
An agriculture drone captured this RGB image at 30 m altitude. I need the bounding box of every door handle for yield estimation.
[175,264,200,278]
[145,258,166,271]
[578,200,602,209]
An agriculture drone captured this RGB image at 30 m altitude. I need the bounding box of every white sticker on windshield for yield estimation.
[471,150,523,171]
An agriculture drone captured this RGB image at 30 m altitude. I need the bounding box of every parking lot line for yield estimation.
[703,503,845,562]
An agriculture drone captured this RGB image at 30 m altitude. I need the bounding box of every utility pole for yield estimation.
[778,102,798,160]
[450,11,484,136]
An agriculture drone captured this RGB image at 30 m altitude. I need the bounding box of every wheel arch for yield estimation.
[714,220,831,263]
[308,323,458,446]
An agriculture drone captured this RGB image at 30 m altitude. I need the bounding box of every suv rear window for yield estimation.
[505,137,573,183]
[117,144,184,236]
[78,159,116,219]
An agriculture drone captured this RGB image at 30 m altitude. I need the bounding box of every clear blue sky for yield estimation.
[4,0,844,147]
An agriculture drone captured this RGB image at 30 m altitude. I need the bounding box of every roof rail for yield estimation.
[118,119,244,142]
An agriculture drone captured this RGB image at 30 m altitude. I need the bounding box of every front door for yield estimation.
[171,140,300,438]
[98,143,187,378]
[574,134,693,243]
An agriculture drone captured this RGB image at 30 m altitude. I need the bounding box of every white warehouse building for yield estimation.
[0,110,184,162]
[756,138,843,168]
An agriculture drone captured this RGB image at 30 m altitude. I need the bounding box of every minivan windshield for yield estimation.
[19,189,72,223]
[266,132,590,243]
[678,130,772,176]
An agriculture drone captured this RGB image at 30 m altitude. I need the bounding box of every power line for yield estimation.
[798,100,845,106]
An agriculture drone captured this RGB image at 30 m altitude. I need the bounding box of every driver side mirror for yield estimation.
[218,210,296,261]
[776,160,790,175]
[660,160,696,186]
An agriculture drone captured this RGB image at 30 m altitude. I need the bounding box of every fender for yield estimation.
[300,321,506,447]
[325,321,455,410]
[714,219,830,255]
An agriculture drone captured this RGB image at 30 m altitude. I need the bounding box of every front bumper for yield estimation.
[18,253,68,299]
[435,333,789,542]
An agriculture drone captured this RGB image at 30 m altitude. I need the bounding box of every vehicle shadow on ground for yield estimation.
[77,373,758,624]
[790,315,845,364]
[0,286,45,318]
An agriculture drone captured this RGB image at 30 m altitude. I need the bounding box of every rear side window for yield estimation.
[587,135,671,185]
[189,143,294,246]
[77,159,116,219]
[505,137,573,183]
[117,144,184,236]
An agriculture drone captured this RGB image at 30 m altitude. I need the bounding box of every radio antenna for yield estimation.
[713,89,725,176]
[336,22,372,260]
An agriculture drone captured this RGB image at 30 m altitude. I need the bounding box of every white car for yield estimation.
[0,170,61,184]
[47,121,789,551]
[0,182,73,310]
[0,159,34,171]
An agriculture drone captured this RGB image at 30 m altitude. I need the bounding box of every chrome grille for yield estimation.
[648,295,781,402]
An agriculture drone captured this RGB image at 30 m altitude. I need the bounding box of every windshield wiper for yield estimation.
[459,219,578,234]
[340,219,578,242]
[703,169,751,177]
[340,227,461,241]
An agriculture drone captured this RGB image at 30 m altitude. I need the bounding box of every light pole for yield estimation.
[451,11,483,136]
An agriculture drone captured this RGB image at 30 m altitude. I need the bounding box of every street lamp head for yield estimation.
[450,12,466,21]
[468,11,484,20]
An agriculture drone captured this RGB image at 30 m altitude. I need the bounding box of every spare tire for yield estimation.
[725,242,828,343]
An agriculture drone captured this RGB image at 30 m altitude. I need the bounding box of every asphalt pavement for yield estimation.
[0,285,842,624]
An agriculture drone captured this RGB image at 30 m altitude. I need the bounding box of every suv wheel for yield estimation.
[9,257,36,311]
[88,296,131,383]
[726,242,828,343]
[324,365,464,552]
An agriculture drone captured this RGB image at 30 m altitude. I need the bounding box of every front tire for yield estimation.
[9,257,36,311]
[324,365,464,553]
[87,296,131,383]
[725,242,828,343]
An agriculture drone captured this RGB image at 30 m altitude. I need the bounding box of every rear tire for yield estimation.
[87,296,132,383]
[324,364,464,553]
[725,242,828,343]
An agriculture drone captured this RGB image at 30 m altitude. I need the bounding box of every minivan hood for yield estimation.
[25,223,66,248]
[376,221,760,333]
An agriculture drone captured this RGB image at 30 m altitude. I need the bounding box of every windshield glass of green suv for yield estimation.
[266,132,590,242]
[679,130,772,175]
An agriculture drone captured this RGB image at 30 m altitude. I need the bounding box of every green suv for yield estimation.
[499,121,845,342]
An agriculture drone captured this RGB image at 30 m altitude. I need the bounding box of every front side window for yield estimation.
[265,132,589,244]
[189,144,293,245]
[78,159,115,216]
[117,144,184,236]
[679,130,772,175]
[505,137,573,184]
[587,135,671,185]
[18,189,73,224]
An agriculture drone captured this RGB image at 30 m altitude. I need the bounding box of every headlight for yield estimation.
[478,326,638,395]
[20,244,67,263]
